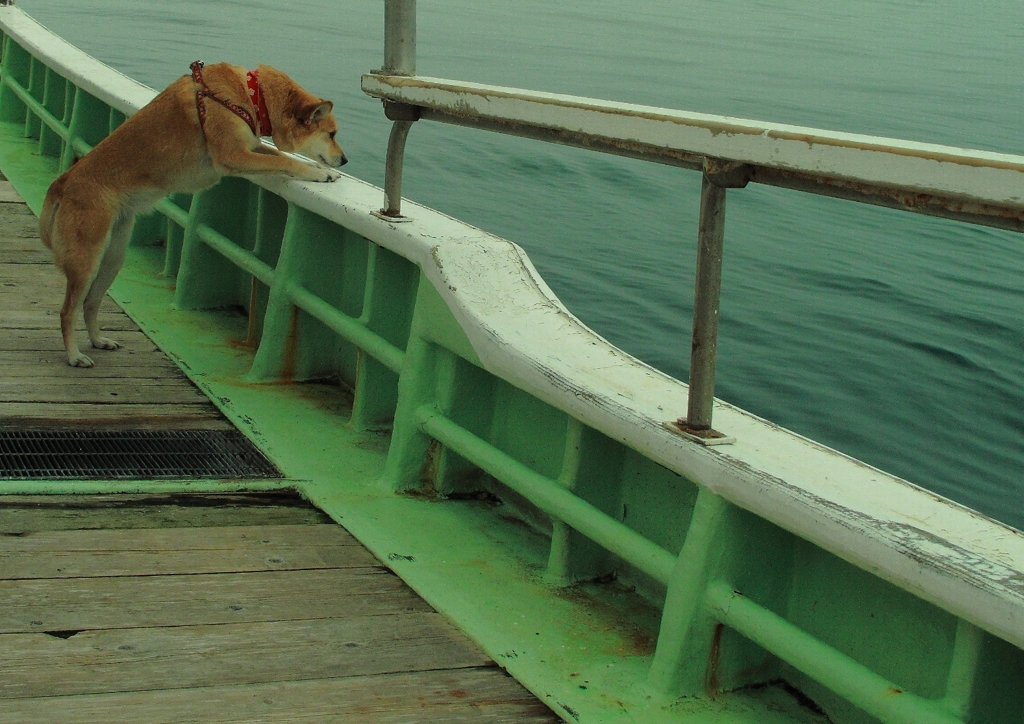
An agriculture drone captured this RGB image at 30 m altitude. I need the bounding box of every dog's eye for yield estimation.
[329,131,336,141]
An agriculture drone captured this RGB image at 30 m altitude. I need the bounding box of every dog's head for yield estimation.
[260,65,347,167]
[287,100,348,168]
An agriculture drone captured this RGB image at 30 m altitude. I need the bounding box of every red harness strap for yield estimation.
[191,60,268,137]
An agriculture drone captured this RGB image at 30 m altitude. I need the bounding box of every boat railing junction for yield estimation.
[362,0,1024,440]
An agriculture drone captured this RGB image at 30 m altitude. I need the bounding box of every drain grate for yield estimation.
[0,430,282,480]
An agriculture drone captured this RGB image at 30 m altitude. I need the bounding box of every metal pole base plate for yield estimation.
[372,209,413,223]
[664,419,736,446]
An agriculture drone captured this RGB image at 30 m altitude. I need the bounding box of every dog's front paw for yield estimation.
[300,164,342,183]
[91,337,121,351]
[69,352,95,368]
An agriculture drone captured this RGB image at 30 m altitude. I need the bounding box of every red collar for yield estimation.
[246,69,272,137]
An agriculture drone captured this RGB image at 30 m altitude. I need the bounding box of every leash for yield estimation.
[190,60,270,137]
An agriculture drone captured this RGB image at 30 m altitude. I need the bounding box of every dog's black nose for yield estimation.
[340,155,348,167]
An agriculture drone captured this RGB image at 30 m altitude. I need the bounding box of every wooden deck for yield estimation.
[0,493,560,722]
[0,181,561,722]
[0,175,229,431]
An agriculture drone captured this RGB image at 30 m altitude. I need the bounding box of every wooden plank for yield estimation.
[0,214,42,240]
[0,352,179,378]
[3,311,137,330]
[0,263,71,282]
[0,239,48,251]
[0,279,65,298]
[0,613,492,699]
[0,568,434,633]
[0,329,159,352]
[0,180,25,203]
[0,523,359,553]
[0,378,210,404]
[0,524,378,579]
[0,403,232,430]
[0,668,560,723]
[0,266,65,304]
[0,492,332,532]
[0,548,350,581]
[0,201,31,211]
[0,247,51,264]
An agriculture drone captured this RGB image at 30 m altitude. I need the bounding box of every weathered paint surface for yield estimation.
[2,6,1024,724]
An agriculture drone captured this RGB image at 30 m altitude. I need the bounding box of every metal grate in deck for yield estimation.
[0,430,282,480]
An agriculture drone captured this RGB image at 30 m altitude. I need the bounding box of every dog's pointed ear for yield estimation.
[302,100,334,125]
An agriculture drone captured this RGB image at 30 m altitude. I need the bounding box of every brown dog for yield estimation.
[40,62,347,367]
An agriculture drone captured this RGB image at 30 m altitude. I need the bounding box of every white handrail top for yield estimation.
[363,73,1024,212]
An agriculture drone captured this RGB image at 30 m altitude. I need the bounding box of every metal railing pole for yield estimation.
[686,173,726,431]
[381,114,415,218]
[384,0,416,76]
[681,160,750,436]
[377,0,418,220]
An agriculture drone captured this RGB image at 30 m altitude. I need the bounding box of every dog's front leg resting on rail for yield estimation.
[213,146,341,183]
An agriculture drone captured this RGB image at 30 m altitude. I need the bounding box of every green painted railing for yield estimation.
[2,10,1023,724]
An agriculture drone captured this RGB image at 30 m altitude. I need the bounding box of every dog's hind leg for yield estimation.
[56,204,116,367]
[83,209,134,354]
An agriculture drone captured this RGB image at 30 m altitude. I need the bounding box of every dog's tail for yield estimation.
[39,175,67,250]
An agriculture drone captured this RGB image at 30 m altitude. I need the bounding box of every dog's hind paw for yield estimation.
[91,337,121,351]
[69,353,95,368]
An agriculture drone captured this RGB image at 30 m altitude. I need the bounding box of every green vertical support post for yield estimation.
[247,203,303,382]
[243,188,287,348]
[380,319,437,491]
[60,87,107,172]
[57,76,74,165]
[547,419,625,584]
[648,487,731,695]
[162,193,193,278]
[175,178,250,310]
[38,68,66,158]
[382,277,479,492]
[56,86,77,171]
[964,627,1024,723]
[429,351,497,495]
[130,204,168,247]
[547,418,586,583]
[108,107,124,134]
[23,56,42,138]
[0,36,30,123]
[249,204,362,383]
[328,223,371,384]
[350,245,386,428]
[395,337,464,495]
[350,244,418,430]
[941,620,983,719]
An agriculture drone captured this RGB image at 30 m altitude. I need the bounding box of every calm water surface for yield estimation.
[19,0,1024,529]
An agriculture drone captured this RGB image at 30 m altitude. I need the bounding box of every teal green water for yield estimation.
[18,0,1024,530]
